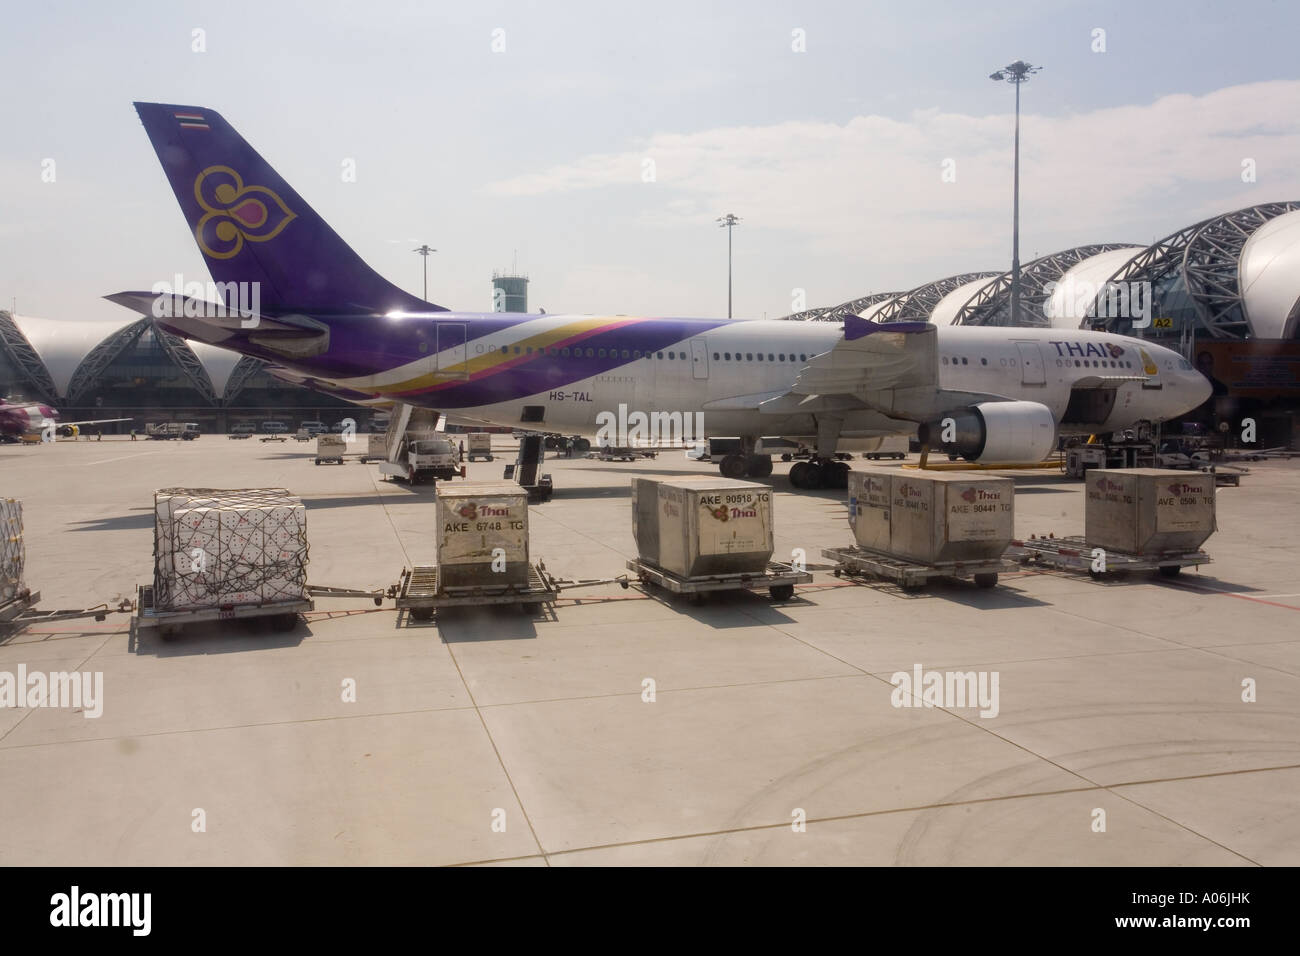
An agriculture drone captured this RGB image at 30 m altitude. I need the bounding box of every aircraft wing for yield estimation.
[57,417,134,427]
[758,315,1011,422]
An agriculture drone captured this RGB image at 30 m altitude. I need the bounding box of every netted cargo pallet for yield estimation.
[1,498,25,608]
[152,488,309,613]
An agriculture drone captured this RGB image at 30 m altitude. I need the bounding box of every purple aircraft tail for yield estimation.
[132,102,443,315]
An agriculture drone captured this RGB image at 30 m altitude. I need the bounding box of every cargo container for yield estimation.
[1084,468,1216,555]
[153,488,309,611]
[848,468,1014,564]
[847,470,892,552]
[632,477,774,578]
[434,481,530,588]
[1,498,24,604]
[315,434,346,463]
[466,432,494,461]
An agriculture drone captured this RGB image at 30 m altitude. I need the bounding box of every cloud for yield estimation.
[482,80,1300,263]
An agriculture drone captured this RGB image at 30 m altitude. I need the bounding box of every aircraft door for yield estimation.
[1016,342,1045,385]
[436,322,468,379]
[690,338,710,380]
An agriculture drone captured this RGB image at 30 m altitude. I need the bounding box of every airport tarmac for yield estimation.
[2,436,1298,866]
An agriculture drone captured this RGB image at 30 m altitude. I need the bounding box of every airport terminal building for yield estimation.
[0,311,368,433]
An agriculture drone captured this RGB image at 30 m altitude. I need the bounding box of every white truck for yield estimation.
[377,406,465,484]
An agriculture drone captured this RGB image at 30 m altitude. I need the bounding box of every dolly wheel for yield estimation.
[1158,565,1182,578]
[521,602,542,614]
[410,607,434,622]
[159,625,179,642]
[769,583,795,601]
[271,613,298,632]
[973,573,998,589]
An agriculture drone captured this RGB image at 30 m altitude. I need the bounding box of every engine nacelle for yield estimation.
[918,400,1056,463]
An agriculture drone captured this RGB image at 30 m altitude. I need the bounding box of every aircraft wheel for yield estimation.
[769,583,795,601]
[791,461,823,490]
[719,453,748,480]
[746,455,773,478]
[781,453,793,462]
[827,460,850,489]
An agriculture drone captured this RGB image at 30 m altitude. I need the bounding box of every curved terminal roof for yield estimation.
[1239,209,1300,339]
[18,316,138,398]
[930,277,998,326]
[1043,247,1145,329]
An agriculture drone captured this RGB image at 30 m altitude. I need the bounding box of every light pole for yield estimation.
[412,244,437,302]
[716,213,741,318]
[989,60,1040,326]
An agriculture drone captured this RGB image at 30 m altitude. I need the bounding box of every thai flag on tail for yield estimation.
[174,110,209,130]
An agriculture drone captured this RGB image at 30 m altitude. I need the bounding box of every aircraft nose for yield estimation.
[1190,369,1213,407]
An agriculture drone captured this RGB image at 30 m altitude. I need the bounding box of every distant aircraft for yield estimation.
[108,102,1212,489]
[0,399,131,441]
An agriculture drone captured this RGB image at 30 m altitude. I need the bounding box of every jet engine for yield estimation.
[918,400,1056,463]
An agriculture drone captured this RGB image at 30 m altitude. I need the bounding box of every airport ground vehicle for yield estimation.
[261,421,288,434]
[466,432,494,462]
[298,420,327,436]
[146,422,200,440]
[861,436,909,460]
[503,434,553,501]
[229,422,256,438]
[380,435,463,484]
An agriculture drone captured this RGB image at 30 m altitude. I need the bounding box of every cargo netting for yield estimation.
[153,488,309,611]
[1,498,23,603]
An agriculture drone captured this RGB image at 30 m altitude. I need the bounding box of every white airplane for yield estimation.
[108,102,1213,490]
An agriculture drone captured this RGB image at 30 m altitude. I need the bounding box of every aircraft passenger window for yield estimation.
[724,352,731,360]
[513,346,521,355]
[757,353,764,362]
[598,348,607,357]
[475,345,484,354]
[1075,360,1081,367]
[746,353,753,361]
[668,351,675,359]
[981,358,988,365]
[779,353,786,361]
[768,353,774,361]
[561,348,570,356]
[942,357,948,365]
[633,351,641,359]
[800,354,807,361]
[656,351,663,359]
[713,352,720,361]
[961,357,968,365]
[622,350,630,359]
[586,348,594,357]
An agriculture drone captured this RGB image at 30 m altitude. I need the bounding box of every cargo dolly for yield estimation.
[821,545,1011,590]
[395,562,560,621]
[625,559,811,604]
[1006,535,1211,579]
[134,584,315,641]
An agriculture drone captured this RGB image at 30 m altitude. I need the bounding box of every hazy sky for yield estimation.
[3,0,1298,325]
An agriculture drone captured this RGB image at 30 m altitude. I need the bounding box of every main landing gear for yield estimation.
[788,458,850,490]
[719,453,773,480]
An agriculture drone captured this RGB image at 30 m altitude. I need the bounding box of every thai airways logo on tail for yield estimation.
[193,165,296,259]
